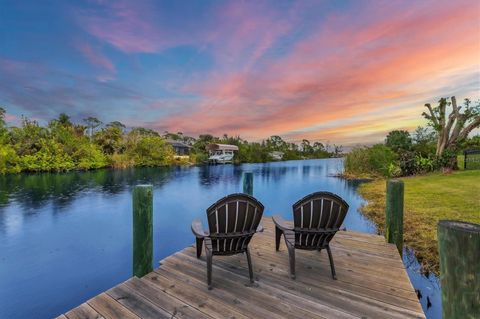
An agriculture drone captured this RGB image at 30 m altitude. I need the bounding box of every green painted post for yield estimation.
[132,184,153,277]
[438,221,480,318]
[243,172,253,196]
[385,179,404,253]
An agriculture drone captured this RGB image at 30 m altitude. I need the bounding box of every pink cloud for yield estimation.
[75,41,116,75]
[75,0,190,53]
[150,0,479,143]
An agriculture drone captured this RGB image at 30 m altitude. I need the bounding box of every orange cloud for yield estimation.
[152,0,479,144]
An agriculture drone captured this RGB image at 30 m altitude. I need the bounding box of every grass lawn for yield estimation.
[357,170,480,274]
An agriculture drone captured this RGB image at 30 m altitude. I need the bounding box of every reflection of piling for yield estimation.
[132,184,153,277]
[438,220,480,318]
[242,172,253,196]
[385,179,404,253]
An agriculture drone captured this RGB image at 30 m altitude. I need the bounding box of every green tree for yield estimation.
[385,130,412,153]
[94,126,124,155]
[0,107,6,128]
[83,116,102,139]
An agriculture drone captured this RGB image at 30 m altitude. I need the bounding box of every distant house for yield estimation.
[166,139,191,156]
[269,151,284,161]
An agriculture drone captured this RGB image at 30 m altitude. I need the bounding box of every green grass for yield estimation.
[357,170,480,274]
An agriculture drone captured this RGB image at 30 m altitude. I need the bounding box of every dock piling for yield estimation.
[242,172,253,196]
[438,220,480,318]
[132,184,153,277]
[385,179,404,253]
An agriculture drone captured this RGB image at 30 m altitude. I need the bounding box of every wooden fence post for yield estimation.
[385,179,404,253]
[132,184,153,277]
[243,172,253,196]
[438,220,480,318]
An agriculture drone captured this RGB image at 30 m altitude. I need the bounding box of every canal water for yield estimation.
[0,159,440,318]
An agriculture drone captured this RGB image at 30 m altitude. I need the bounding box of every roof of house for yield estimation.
[165,139,192,148]
[206,143,239,151]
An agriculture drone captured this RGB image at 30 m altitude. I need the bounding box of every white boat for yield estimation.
[206,144,239,164]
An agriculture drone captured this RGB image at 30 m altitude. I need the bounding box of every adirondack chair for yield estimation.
[272,192,349,280]
[191,193,264,289]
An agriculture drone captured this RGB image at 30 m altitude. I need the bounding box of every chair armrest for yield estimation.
[272,215,293,232]
[191,219,208,238]
[256,224,264,232]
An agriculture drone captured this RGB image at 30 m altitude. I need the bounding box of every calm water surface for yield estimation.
[0,159,440,318]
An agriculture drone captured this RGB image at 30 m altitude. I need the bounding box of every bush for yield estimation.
[0,144,21,173]
[414,155,435,174]
[128,136,175,166]
[110,153,135,169]
[19,139,75,172]
[344,144,400,178]
[73,143,108,170]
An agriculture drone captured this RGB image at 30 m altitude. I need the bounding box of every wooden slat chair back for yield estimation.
[292,192,348,250]
[206,193,264,255]
[192,193,264,289]
[273,191,349,280]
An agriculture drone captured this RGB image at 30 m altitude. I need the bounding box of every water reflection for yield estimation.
[403,248,441,318]
[0,159,439,319]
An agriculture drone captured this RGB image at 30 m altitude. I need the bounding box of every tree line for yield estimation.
[0,109,341,174]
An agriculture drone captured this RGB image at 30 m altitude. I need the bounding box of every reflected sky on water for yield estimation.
[0,159,439,318]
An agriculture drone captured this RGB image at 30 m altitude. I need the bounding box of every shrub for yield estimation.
[110,153,135,169]
[19,139,75,172]
[414,155,435,174]
[0,144,21,174]
[344,144,400,178]
[73,143,108,170]
[128,136,175,166]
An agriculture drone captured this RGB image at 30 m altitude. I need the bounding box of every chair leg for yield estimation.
[196,237,204,258]
[245,247,254,283]
[326,245,337,280]
[285,241,296,279]
[206,250,213,289]
[275,226,282,251]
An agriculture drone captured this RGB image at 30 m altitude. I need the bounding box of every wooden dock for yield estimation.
[58,217,425,319]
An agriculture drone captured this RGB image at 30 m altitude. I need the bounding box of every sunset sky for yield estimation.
[1,0,479,145]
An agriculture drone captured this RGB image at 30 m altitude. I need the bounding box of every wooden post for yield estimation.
[243,172,253,196]
[438,221,480,318]
[385,179,404,253]
[132,184,153,277]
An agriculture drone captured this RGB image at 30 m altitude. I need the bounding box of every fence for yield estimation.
[463,149,480,170]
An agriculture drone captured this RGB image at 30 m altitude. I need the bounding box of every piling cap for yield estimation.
[438,220,480,233]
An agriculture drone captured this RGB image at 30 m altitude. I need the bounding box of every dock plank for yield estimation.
[65,303,104,319]
[60,217,425,319]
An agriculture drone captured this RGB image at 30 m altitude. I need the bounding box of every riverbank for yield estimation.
[357,170,480,274]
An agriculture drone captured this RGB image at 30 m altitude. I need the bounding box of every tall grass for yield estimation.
[344,144,399,178]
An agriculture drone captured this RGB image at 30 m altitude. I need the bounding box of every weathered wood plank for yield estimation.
[143,271,249,319]
[124,277,212,319]
[106,283,173,319]
[88,293,140,319]
[65,303,104,319]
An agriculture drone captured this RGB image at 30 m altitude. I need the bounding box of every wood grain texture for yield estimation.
[61,217,425,318]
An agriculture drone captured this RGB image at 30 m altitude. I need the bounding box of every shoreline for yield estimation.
[355,170,480,275]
